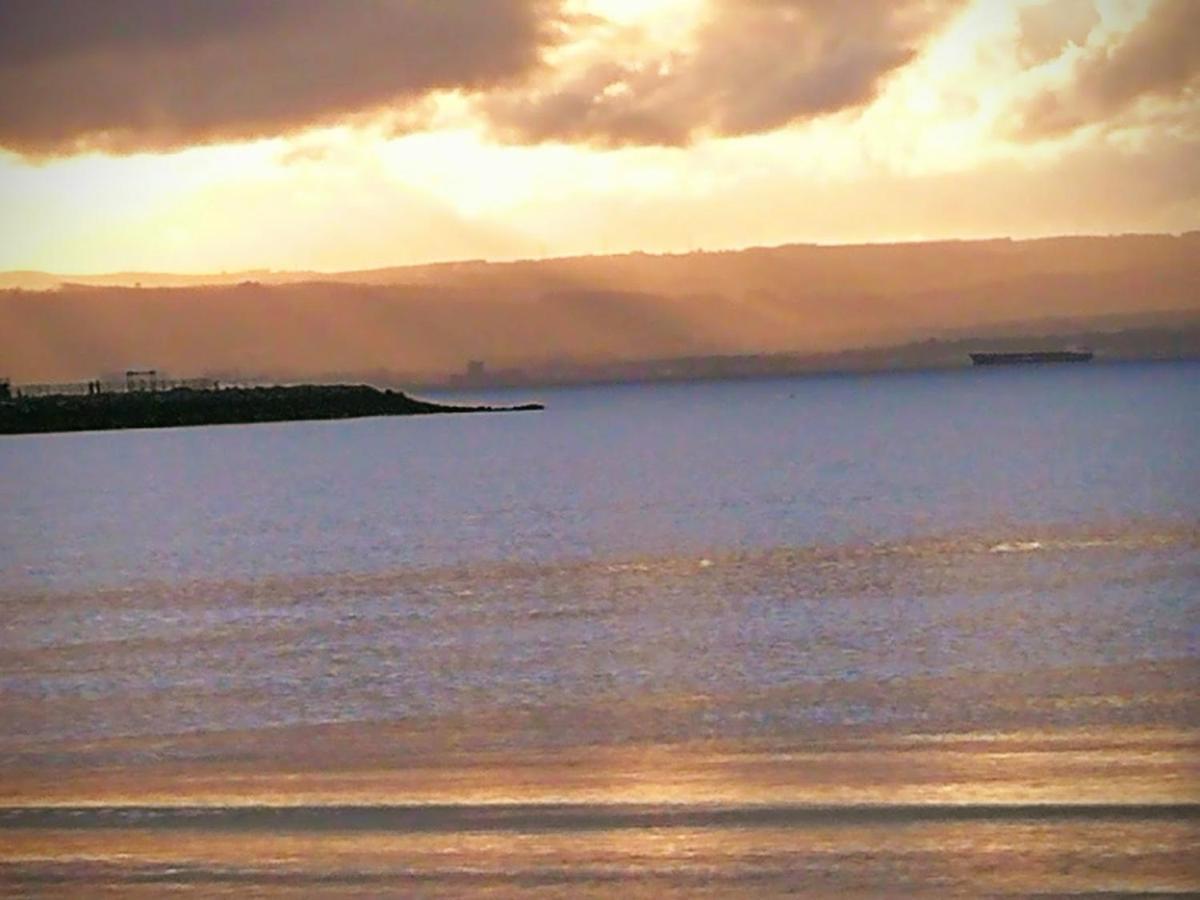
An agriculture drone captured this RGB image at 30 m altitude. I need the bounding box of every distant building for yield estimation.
[466,360,485,382]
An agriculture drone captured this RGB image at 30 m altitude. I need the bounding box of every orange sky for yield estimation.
[0,0,1196,274]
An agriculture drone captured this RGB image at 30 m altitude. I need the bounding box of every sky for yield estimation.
[0,0,1196,275]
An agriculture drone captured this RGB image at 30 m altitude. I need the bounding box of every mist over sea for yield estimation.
[2,361,1198,896]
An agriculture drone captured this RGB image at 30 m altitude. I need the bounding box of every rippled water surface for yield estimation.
[2,362,1198,895]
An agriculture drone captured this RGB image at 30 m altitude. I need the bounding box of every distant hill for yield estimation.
[3,234,1197,383]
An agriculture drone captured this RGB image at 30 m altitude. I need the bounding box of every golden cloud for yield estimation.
[1014,0,1200,137]
[481,0,967,147]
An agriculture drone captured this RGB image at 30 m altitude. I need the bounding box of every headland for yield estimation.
[0,383,542,435]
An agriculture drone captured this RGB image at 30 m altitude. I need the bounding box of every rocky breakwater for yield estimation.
[0,384,543,435]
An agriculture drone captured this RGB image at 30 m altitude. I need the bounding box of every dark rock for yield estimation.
[0,385,542,435]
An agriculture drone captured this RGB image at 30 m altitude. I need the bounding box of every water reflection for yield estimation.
[3,814,1198,896]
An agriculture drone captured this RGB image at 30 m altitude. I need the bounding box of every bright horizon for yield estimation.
[8,230,1194,280]
[1,0,1197,275]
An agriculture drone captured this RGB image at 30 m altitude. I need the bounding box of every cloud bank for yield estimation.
[0,0,561,155]
[3,0,1197,157]
[1016,0,1200,137]
[483,0,966,147]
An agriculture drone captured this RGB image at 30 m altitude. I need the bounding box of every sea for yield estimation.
[1,361,1198,896]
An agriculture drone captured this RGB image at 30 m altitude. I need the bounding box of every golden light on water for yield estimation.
[5,726,1196,808]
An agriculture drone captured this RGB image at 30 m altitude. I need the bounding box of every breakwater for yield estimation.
[0,384,541,435]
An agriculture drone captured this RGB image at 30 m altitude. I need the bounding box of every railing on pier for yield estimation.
[12,377,219,398]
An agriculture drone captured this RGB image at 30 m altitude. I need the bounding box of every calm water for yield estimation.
[2,362,1198,895]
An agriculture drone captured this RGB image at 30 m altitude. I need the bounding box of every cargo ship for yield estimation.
[969,350,1093,365]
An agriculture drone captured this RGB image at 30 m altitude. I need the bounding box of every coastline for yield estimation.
[0,384,542,436]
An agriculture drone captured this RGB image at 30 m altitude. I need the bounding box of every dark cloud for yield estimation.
[1015,0,1200,137]
[0,0,562,155]
[482,0,965,147]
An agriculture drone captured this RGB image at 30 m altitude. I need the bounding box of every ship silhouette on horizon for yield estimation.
[969,350,1094,365]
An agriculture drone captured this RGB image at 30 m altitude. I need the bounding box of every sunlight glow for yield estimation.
[0,0,1187,274]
